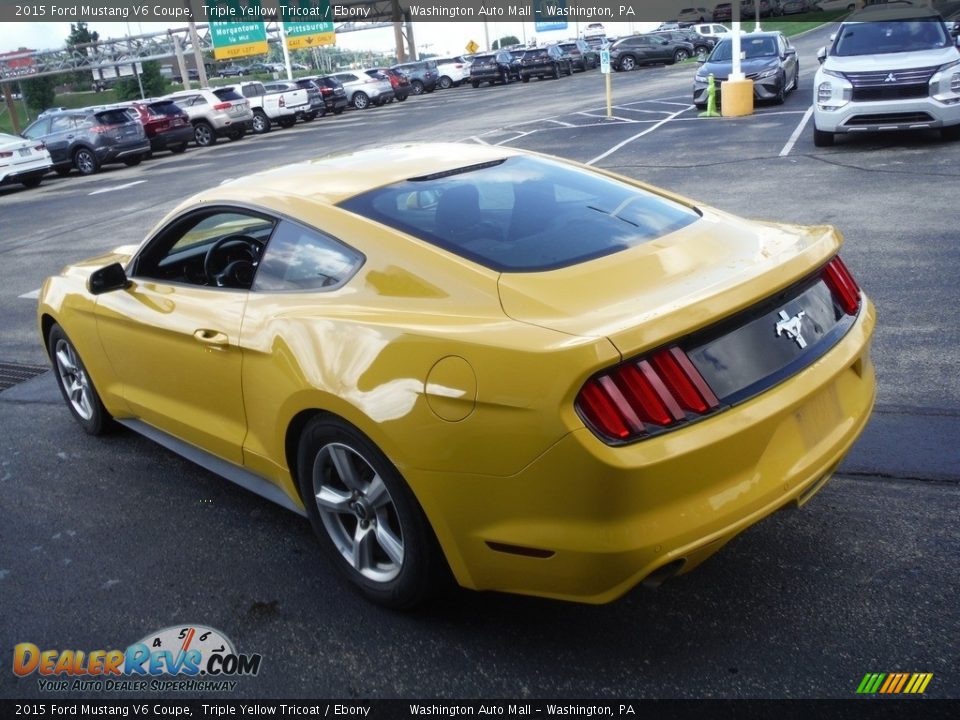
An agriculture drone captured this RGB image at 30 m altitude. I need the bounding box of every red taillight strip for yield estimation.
[575,345,721,444]
[650,347,719,413]
[823,255,860,315]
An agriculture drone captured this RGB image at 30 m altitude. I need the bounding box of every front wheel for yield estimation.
[674,49,689,64]
[813,126,835,147]
[439,75,453,89]
[619,55,637,72]
[352,91,370,109]
[48,324,111,435]
[411,80,424,95]
[252,109,271,134]
[297,416,447,609]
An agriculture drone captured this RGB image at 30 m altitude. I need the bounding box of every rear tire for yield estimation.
[278,118,296,129]
[411,80,424,95]
[170,143,187,154]
[193,121,216,147]
[471,80,480,88]
[21,174,44,188]
[122,155,143,167]
[439,75,453,89]
[48,324,112,436]
[297,416,448,609]
[252,109,271,134]
[352,92,370,109]
[73,147,99,176]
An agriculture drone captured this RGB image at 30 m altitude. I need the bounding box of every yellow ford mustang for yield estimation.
[38,144,875,607]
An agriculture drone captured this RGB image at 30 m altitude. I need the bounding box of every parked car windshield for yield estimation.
[339,156,700,272]
[710,36,778,61]
[832,18,950,56]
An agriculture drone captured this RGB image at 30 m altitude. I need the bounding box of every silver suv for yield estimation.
[162,87,254,147]
[329,71,394,109]
[813,6,960,146]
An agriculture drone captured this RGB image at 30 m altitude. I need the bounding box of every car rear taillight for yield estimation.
[34,143,46,151]
[320,86,333,96]
[576,346,720,443]
[213,102,232,110]
[90,124,117,134]
[823,255,861,316]
[0,151,12,158]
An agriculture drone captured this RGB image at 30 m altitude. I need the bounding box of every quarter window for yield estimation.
[253,220,363,292]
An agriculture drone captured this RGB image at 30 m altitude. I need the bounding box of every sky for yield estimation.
[0,20,658,58]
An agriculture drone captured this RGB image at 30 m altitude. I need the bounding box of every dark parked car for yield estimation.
[559,39,600,71]
[469,50,518,87]
[713,2,733,21]
[306,75,350,114]
[366,68,411,102]
[610,35,696,71]
[21,108,150,176]
[171,68,200,83]
[693,31,798,107]
[122,100,193,155]
[649,29,715,60]
[519,45,574,82]
[217,63,250,78]
[391,60,439,94]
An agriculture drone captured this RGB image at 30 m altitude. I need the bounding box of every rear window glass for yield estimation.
[147,101,184,116]
[212,88,243,102]
[338,156,699,272]
[95,109,134,125]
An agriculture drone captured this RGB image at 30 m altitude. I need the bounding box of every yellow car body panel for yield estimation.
[37,144,876,603]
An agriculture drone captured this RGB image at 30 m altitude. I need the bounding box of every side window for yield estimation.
[23,118,50,138]
[253,220,363,292]
[135,210,276,289]
[49,115,75,133]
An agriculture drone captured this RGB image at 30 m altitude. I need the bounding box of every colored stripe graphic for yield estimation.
[856,672,932,694]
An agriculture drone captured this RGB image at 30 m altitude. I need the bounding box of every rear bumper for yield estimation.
[412,299,876,603]
[693,74,784,104]
[0,157,51,185]
[148,126,194,151]
[213,118,254,137]
[97,139,151,164]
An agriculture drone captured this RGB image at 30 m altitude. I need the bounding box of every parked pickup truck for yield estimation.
[225,81,310,134]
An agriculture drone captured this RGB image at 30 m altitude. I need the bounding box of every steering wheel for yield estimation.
[203,234,263,288]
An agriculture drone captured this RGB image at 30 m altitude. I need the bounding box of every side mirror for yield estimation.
[784,48,797,57]
[817,47,827,64]
[88,263,129,295]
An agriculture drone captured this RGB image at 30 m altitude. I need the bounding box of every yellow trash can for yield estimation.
[721,79,754,117]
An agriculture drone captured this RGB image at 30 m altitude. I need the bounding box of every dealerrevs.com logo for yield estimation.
[13,625,262,693]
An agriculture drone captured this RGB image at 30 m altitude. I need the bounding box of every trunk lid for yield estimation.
[497,208,842,358]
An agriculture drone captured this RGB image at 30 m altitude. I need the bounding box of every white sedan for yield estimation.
[0,132,52,190]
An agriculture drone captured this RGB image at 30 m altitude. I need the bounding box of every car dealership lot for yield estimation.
[1,23,958,698]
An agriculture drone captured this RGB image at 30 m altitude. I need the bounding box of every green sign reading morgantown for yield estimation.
[205,1,335,55]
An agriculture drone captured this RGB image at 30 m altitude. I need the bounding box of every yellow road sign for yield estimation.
[466,40,479,54]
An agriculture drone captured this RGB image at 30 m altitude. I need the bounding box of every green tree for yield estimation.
[492,36,521,50]
[21,75,57,114]
[113,61,167,101]
[66,22,100,90]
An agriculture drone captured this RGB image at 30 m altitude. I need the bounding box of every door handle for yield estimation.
[193,329,229,346]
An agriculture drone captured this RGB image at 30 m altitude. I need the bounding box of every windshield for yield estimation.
[709,36,778,62]
[832,19,950,56]
[338,156,699,272]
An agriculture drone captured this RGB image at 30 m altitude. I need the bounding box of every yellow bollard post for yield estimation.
[721,78,754,117]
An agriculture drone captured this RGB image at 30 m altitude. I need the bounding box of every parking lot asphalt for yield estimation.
[1,22,958,699]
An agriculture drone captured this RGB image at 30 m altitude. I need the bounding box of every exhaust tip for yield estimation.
[641,559,685,588]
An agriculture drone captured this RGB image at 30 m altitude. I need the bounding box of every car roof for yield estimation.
[204,143,523,206]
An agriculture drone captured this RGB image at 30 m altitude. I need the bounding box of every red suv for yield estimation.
[123,100,193,155]
[366,68,411,102]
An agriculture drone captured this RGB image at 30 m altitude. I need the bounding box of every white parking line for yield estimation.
[88,180,147,196]
[470,135,490,145]
[780,105,815,157]
[495,131,534,146]
[577,112,640,123]
[586,105,693,166]
[544,119,576,127]
[612,106,674,115]
[19,289,39,300]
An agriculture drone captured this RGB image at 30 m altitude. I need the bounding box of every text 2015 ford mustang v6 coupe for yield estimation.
[39,144,875,608]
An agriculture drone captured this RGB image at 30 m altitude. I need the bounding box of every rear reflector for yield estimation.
[823,255,861,315]
[576,346,720,444]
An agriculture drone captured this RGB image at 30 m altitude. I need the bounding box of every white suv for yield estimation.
[813,6,960,146]
[162,87,254,147]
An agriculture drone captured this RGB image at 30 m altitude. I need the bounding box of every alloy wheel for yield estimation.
[54,338,94,421]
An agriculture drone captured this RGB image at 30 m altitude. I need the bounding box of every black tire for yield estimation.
[21,174,43,188]
[48,324,112,436]
[471,80,480,88]
[333,106,344,115]
[170,143,187,154]
[775,73,787,105]
[252,109,271,134]
[303,112,318,122]
[278,117,296,129]
[813,126,835,147]
[55,167,72,177]
[674,49,689,64]
[227,128,245,141]
[521,76,529,84]
[353,91,370,109]
[411,79,424,95]
[501,69,511,85]
[122,156,141,167]
[193,121,216,147]
[396,93,408,102]
[297,416,448,609]
[565,63,572,76]
[73,147,99,176]
[619,55,637,72]
[439,75,453,89]
[941,124,960,141]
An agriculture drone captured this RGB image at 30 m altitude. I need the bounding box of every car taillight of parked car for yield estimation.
[90,124,119,134]
[320,86,333,96]
[213,102,232,110]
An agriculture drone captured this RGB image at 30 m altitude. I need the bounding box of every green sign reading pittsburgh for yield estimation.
[282,0,336,48]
